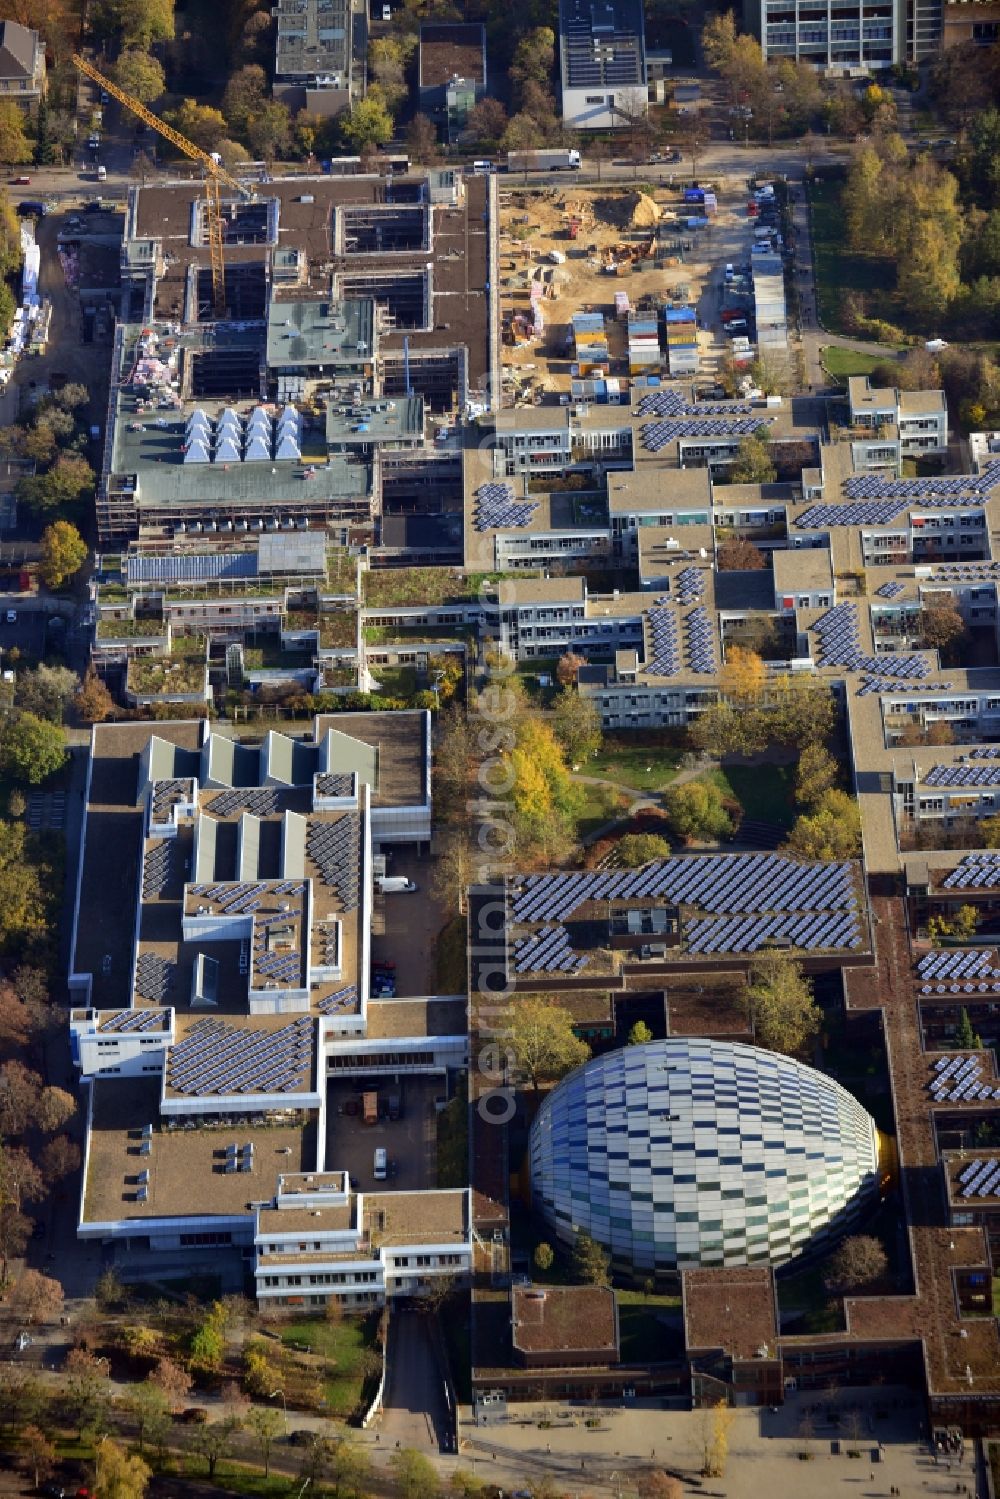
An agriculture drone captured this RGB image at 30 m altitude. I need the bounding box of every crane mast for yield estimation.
[71,52,253,318]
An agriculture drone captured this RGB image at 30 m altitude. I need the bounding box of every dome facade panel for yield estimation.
[529,1039,880,1272]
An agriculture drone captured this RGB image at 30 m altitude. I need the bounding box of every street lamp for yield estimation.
[269,1387,287,1431]
[610,1472,622,1499]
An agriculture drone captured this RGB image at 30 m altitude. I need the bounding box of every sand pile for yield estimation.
[630,192,661,227]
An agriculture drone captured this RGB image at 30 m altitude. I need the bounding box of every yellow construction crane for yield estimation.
[72,52,254,318]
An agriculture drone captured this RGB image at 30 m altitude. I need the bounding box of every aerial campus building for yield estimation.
[529,1040,882,1273]
[67,712,472,1307]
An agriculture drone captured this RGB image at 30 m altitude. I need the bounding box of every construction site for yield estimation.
[498,179,757,406]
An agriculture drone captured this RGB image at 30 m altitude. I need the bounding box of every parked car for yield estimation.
[176,1407,208,1424]
[11,175,30,184]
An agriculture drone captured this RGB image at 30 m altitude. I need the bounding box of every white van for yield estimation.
[373,1148,387,1181]
[377,876,416,894]
[472,160,493,174]
[96,164,107,181]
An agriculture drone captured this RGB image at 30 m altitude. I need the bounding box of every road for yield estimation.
[380,1308,453,1452]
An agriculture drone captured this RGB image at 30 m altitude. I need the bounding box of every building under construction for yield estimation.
[99,168,497,543]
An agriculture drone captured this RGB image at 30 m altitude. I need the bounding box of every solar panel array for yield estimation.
[796,500,909,528]
[644,607,680,676]
[473,483,538,532]
[685,910,861,953]
[189,881,275,915]
[316,772,355,798]
[956,1157,1000,1198]
[254,929,303,984]
[972,747,1000,759]
[142,840,182,900]
[151,778,192,824]
[856,677,953,696]
[931,562,1000,580]
[641,417,766,450]
[876,581,905,598]
[100,1009,166,1033]
[812,602,930,678]
[636,391,755,418]
[317,984,357,1015]
[918,949,996,979]
[844,462,1000,501]
[128,551,257,585]
[923,764,1000,787]
[511,854,857,924]
[512,924,587,973]
[684,607,717,673]
[675,567,705,605]
[942,855,1000,889]
[208,788,281,817]
[929,1053,1000,1104]
[306,816,359,910]
[167,1016,314,1095]
[135,953,176,1002]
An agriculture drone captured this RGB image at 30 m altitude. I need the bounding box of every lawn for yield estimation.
[433,913,468,994]
[821,346,893,381]
[587,735,685,791]
[715,762,797,830]
[279,1313,380,1417]
[577,782,630,839]
[809,176,897,334]
[616,1291,684,1362]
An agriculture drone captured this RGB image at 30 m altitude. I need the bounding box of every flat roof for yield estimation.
[683,1266,778,1360]
[363,1188,468,1244]
[419,23,485,87]
[366,997,468,1039]
[512,1284,618,1355]
[266,297,375,369]
[82,1077,311,1225]
[315,710,428,807]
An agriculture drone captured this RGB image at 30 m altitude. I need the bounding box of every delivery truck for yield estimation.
[362,1091,378,1126]
[506,148,582,172]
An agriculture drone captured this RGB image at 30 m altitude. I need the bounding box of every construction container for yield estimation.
[615,291,630,320]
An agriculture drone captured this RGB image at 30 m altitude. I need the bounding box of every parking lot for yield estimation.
[371,846,446,998]
[0,607,52,661]
[325,1074,441,1193]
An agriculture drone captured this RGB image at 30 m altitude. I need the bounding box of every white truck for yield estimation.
[506,148,582,173]
[376,875,417,894]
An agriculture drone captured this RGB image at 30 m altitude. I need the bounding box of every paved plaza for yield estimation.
[457,1388,981,1499]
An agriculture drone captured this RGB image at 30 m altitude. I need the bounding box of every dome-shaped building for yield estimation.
[529,1039,880,1272]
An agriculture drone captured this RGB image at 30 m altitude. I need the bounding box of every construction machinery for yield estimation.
[71,53,255,318]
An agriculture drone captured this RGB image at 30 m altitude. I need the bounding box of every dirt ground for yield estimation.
[498,179,754,403]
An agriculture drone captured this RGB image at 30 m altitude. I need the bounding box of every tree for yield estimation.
[115,49,165,103]
[430,828,471,916]
[0,712,67,784]
[0,1059,41,1135]
[17,453,95,515]
[329,1434,372,1497]
[74,668,115,725]
[163,100,228,153]
[638,1473,683,1499]
[10,1268,63,1324]
[0,101,31,164]
[20,1425,55,1491]
[729,431,776,484]
[786,788,861,860]
[390,1447,440,1499]
[247,101,292,162]
[533,1241,554,1271]
[222,64,267,134]
[16,663,80,723]
[717,537,766,571]
[508,996,590,1092]
[678,117,709,177]
[93,0,174,46]
[150,1357,191,1407]
[0,1203,30,1280]
[247,1406,283,1478]
[64,1347,110,1439]
[720,644,766,702]
[0,1365,44,1433]
[921,604,966,658]
[40,1134,80,1182]
[35,1085,75,1134]
[467,97,507,150]
[341,89,394,150]
[701,1401,735,1477]
[616,832,670,867]
[0,821,51,947]
[570,1229,610,1286]
[406,113,440,164]
[746,951,820,1055]
[823,1234,888,1293]
[552,687,602,765]
[0,980,31,1047]
[189,1319,224,1372]
[956,1006,982,1049]
[663,779,733,842]
[556,651,587,686]
[0,1140,46,1211]
[627,1019,654,1046]
[511,26,556,99]
[191,1417,242,1480]
[795,743,838,809]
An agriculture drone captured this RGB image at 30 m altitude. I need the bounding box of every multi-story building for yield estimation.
[417,24,487,142]
[0,20,45,106]
[558,0,648,131]
[273,0,367,115]
[742,0,903,69]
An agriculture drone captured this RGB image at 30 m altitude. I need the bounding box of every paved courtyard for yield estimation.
[457,1387,980,1499]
